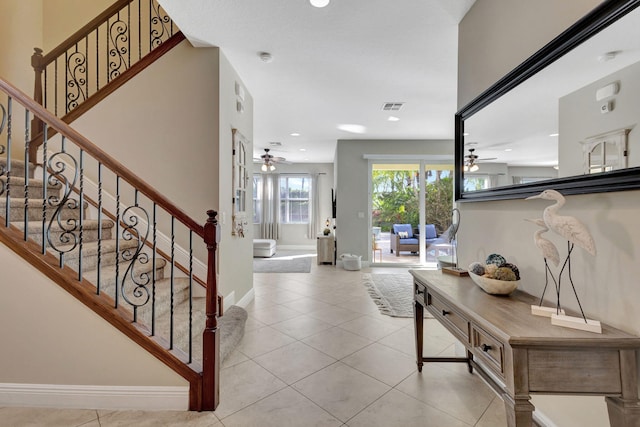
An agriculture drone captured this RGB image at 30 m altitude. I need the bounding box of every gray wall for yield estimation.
[335,139,452,262]
[559,60,640,176]
[458,1,639,426]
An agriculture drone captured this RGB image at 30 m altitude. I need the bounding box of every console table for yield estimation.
[410,269,640,427]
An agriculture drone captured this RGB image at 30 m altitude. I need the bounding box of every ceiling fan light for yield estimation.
[470,164,479,172]
[463,165,469,172]
[269,164,276,171]
[261,164,268,172]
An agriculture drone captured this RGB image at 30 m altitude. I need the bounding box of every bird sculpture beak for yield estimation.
[525,194,541,200]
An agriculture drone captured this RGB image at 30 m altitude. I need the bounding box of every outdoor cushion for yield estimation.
[392,224,413,238]
[399,238,419,245]
[424,224,437,239]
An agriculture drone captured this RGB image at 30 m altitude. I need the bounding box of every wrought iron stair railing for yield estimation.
[0,77,220,411]
[30,0,184,160]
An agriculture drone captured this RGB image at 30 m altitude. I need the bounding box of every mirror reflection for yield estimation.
[462,5,640,192]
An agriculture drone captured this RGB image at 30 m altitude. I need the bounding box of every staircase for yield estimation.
[0,0,249,410]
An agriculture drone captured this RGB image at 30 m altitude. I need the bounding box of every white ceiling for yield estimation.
[158,0,476,163]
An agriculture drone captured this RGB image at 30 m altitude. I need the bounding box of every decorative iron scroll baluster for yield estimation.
[120,195,150,320]
[150,0,171,48]
[151,202,157,335]
[4,98,11,227]
[97,163,103,294]
[108,14,129,81]
[41,125,48,253]
[188,230,193,363]
[0,103,7,199]
[23,109,30,241]
[170,215,175,348]
[78,149,84,281]
[115,176,120,307]
[66,49,87,113]
[46,138,79,267]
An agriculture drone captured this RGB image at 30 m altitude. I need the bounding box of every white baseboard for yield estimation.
[224,291,236,307]
[235,288,255,308]
[277,245,316,250]
[0,383,189,410]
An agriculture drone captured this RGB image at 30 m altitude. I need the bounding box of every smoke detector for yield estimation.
[258,52,273,63]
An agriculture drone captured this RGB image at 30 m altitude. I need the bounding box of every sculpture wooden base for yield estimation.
[531,305,565,317]
[551,313,602,334]
[442,267,468,276]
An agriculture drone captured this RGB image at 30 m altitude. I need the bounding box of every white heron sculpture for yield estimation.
[524,218,561,311]
[526,189,596,256]
[526,189,597,324]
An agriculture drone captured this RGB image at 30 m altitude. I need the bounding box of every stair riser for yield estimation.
[3,203,83,222]
[28,226,114,245]
[138,286,192,326]
[0,161,32,179]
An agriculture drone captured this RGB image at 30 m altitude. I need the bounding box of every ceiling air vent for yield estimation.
[269,141,282,146]
[382,102,404,111]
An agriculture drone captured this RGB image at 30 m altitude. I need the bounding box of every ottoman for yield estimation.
[253,239,276,257]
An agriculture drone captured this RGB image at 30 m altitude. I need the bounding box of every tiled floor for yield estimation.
[0,262,507,426]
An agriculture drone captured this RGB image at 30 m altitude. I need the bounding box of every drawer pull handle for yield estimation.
[481,344,492,352]
[442,310,450,316]
[416,289,424,295]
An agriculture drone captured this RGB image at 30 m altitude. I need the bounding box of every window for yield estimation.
[279,175,310,224]
[253,174,262,224]
[463,175,490,192]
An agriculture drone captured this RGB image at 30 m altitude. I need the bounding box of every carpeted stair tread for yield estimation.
[50,239,140,271]
[150,296,206,360]
[81,257,167,300]
[0,158,33,178]
[1,197,86,221]
[13,219,115,243]
[0,176,62,199]
[137,277,195,325]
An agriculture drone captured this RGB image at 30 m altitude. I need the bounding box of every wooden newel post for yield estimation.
[30,47,45,163]
[202,210,220,410]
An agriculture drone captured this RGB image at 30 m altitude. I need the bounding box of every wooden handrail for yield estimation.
[38,0,134,68]
[0,77,204,238]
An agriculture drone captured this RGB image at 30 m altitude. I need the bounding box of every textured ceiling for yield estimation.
[158,0,476,163]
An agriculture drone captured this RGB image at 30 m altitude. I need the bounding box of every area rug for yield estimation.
[253,252,314,273]
[363,273,431,318]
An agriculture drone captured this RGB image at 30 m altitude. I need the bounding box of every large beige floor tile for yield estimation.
[236,325,296,358]
[377,326,454,357]
[341,342,416,386]
[215,359,287,419]
[395,364,495,425]
[476,396,508,427]
[302,327,372,359]
[222,387,342,427]
[307,305,363,326]
[346,389,471,427]
[271,314,334,340]
[97,409,220,427]
[292,362,390,422]
[248,304,303,325]
[0,407,97,427]
[338,315,403,341]
[254,341,337,384]
[280,297,334,314]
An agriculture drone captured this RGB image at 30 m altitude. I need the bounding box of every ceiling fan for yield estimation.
[255,148,288,172]
[463,148,497,172]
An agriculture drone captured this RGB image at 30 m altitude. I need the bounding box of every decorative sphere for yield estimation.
[494,267,517,281]
[485,253,506,267]
[502,262,520,280]
[485,263,498,276]
[468,262,485,275]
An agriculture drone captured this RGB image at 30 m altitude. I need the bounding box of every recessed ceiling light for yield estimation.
[290,133,300,137]
[337,124,366,134]
[504,148,512,152]
[310,0,330,7]
[463,133,469,136]
[549,133,559,137]
[388,116,400,122]
[299,148,306,152]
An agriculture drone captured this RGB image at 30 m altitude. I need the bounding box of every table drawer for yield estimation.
[472,325,504,377]
[414,281,427,305]
[427,294,470,344]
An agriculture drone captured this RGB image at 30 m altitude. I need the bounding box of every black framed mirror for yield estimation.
[455,0,640,202]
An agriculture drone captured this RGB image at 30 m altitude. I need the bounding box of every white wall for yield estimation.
[0,245,186,388]
[559,60,640,176]
[335,139,452,262]
[458,1,638,426]
[252,162,334,248]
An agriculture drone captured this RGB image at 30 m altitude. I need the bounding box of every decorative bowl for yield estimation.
[469,272,519,295]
